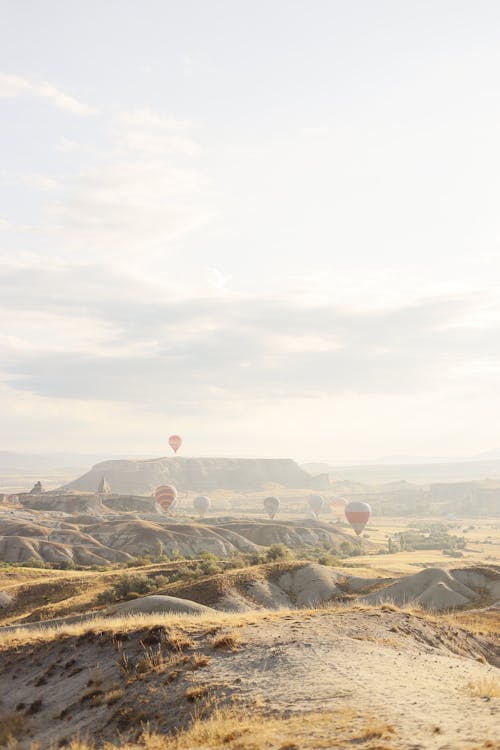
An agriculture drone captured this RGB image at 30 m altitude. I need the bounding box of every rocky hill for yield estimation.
[0,503,359,565]
[65,457,329,494]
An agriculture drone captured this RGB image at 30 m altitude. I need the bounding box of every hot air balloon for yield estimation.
[345,501,371,535]
[193,495,211,517]
[155,484,177,514]
[308,493,324,519]
[330,497,347,521]
[169,434,182,454]
[263,496,280,520]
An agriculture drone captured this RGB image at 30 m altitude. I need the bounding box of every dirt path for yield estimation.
[202,611,500,749]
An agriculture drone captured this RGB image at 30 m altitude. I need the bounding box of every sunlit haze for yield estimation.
[2,1,500,461]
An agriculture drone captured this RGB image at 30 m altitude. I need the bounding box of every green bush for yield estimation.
[265,544,293,562]
[20,558,47,569]
[317,554,340,566]
[96,572,170,604]
[199,560,223,576]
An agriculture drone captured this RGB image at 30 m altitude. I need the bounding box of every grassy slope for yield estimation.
[0,561,308,626]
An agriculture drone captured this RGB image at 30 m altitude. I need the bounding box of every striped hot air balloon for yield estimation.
[155,484,177,513]
[193,495,211,517]
[169,434,182,454]
[308,493,324,519]
[345,501,371,535]
[263,496,280,520]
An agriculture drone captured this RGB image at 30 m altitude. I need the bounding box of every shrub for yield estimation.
[339,541,353,556]
[200,560,223,576]
[20,557,47,569]
[265,544,293,562]
[96,573,170,604]
[317,554,340,567]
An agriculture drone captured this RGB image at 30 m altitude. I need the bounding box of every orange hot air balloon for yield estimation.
[169,434,182,453]
[330,497,347,521]
[155,485,177,513]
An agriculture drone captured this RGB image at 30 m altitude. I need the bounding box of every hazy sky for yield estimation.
[1,0,500,461]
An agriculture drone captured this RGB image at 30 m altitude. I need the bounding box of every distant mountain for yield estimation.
[66,456,330,494]
[300,462,335,476]
[327,460,500,485]
[372,455,459,465]
[471,449,500,461]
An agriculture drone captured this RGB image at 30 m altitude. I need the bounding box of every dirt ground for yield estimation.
[0,607,498,750]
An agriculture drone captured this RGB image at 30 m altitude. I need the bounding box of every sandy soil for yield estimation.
[0,608,498,749]
[205,610,500,749]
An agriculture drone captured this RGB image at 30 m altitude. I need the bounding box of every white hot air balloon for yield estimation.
[308,493,324,520]
[193,494,211,517]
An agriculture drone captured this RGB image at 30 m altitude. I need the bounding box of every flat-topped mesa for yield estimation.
[65,456,330,495]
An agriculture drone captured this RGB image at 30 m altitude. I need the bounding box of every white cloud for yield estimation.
[114,108,201,156]
[208,268,232,291]
[2,257,499,403]
[0,73,98,115]
[47,161,215,254]
[56,137,94,153]
[2,255,500,457]
[22,173,61,191]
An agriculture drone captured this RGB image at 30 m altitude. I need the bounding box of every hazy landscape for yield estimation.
[1,454,499,748]
[3,1,500,748]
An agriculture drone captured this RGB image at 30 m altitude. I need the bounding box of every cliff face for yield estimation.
[65,457,329,494]
[19,493,106,514]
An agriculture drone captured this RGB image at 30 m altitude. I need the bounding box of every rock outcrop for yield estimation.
[19,493,106,515]
[362,565,500,610]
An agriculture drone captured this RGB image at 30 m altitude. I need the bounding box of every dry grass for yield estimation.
[162,631,194,652]
[0,711,27,744]
[446,611,500,636]
[189,653,210,669]
[136,645,165,674]
[60,707,400,750]
[105,687,124,706]
[353,718,396,741]
[210,631,243,651]
[0,610,262,650]
[466,676,500,698]
[0,597,497,655]
[183,685,211,702]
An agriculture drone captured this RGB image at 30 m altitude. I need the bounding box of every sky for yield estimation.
[1,0,500,462]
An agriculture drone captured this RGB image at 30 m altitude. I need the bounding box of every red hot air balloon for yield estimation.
[345,501,371,535]
[263,496,280,520]
[155,485,177,513]
[169,434,182,454]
